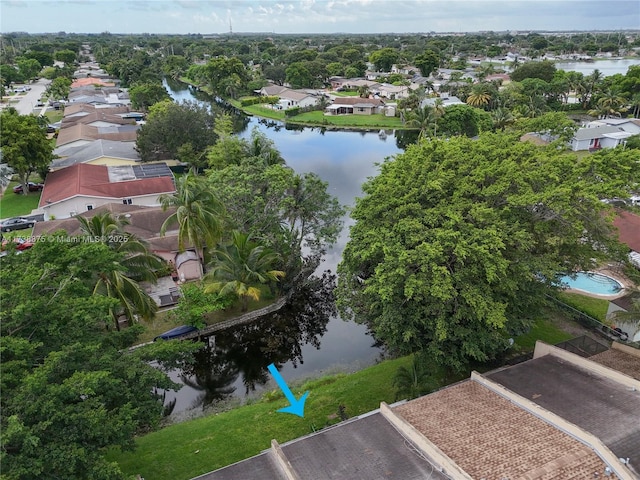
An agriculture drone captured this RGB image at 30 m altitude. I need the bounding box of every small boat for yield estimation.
[154,325,198,341]
[378,129,387,139]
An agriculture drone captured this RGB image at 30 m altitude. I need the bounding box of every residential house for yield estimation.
[325,97,387,115]
[371,83,413,99]
[570,125,633,151]
[62,104,131,117]
[197,341,640,479]
[60,111,136,130]
[420,95,465,109]
[391,64,420,76]
[586,118,640,136]
[275,89,319,109]
[50,139,141,170]
[32,203,203,304]
[255,84,289,97]
[38,163,176,220]
[55,123,139,149]
[70,77,116,89]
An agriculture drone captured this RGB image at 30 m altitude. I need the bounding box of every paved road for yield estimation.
[9,78,51,115]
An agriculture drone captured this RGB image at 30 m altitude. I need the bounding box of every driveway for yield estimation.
[8,78,51,115]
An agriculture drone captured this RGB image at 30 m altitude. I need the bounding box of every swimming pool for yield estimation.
[557,271,622,296]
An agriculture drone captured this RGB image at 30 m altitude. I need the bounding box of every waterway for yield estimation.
[163,79,402,416]
[555,58,640,77]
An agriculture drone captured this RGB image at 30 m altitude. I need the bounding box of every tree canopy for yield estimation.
[0,109,53,195]
[1,238,199,479]
[337,134,638,371]
[135,100,217,161]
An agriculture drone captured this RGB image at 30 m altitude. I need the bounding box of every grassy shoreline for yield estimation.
[108,314,574,480]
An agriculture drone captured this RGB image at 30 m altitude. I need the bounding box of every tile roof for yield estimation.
[573,125,624,140]
[393,380,619,479]
[590,347,640,381]
[63,104,130,116]
[70,77,116,88]
[332,97,385,106]
[55,123,139,147]
[487,354,640,474]
[38,164,175,208]
[613,210,640,252]
[51,140,140,169]
[60,111,135,129]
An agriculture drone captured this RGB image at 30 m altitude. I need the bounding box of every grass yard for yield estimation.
[289,110,405,128]
[513,317,574,349]
[44,109,63,123]
[242,104,286,120]
[0,183,41,218]
[331,91,360,97]
[107,356,413,480]
[557,292,609,321]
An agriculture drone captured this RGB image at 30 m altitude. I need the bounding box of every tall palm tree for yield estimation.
[588,92,628,119]
[407,105,439,139]
[630,93,640,119]
[76,212,163,330]
[159,173,225,267]
[204,231,285,312]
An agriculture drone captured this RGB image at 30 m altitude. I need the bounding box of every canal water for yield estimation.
[555,58,640,77]
[163,79,402,416]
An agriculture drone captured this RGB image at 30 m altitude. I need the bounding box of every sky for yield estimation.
[1,0,639,35]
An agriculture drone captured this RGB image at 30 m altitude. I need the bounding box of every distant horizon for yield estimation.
[3,28,640,36]
[1,1,639,36]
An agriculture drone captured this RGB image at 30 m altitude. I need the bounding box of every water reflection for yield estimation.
[177,272,336,411]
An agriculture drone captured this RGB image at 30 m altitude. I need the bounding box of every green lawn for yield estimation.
[242,104,286,120]
[557,292,609,321]
[513,318,573,349]
[0,182,41,218]
[290,110,405,128]
[107,356,413,480]
[44,109,64,123]
[331,91,359,97]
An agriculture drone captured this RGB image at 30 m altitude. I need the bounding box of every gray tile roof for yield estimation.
[573,125,624,140]
[51,140,140,169]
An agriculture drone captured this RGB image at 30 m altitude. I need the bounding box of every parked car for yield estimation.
[1,237,34,252]
[0,217,36,232]
[13,182,44,194]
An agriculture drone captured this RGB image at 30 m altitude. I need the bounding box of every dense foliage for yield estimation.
[0,239,199,479]
[337,134,638,371]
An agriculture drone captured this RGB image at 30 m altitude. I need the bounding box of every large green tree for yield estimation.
[129,81,170,111]
[135,100,217,161]
[208,157,344,283]
[0,109,53,195]
[369,47,400,72]
[337,134,638,371]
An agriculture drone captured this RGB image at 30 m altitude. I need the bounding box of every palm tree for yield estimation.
[77,212,163,330]
[407,105,439,139]
[159,173,224,268]
[491,107,515,131]
[247,127,284,166]
[357,85,370,98]
[204,231,285,312]
[466,84,492,108]
[629,93,640,119]
[393,353,436,401]
[588,93,628,119]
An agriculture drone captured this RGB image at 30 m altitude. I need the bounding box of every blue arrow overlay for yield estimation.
[267,363,309,418]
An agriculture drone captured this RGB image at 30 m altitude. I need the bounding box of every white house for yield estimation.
[570,125,633,151]
[276,89,319,109]
[586,118,640,136]
[38,163,175,220]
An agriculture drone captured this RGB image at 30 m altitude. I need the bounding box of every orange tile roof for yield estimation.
[39,164,174,208]
[590,348,640,380]
[613,210,640,252]
[70,78,116,88]
[393,380,618,479]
